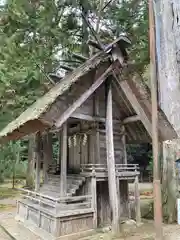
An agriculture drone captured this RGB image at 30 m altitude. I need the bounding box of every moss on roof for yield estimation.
[0,51,106,141]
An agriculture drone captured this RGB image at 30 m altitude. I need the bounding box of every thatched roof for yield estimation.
[0,51,107,143]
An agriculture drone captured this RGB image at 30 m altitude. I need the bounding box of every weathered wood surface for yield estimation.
[17,200,94,238]
[91,175,97,228]
[35,132,41,192]
[119,80,152,138]
[99,131,125,164]
[55,65,113,129]
[157,0,180,136]
[97,182,111,226]
[105,81,120,233]
[0,50,109,143]
[60,123,67,197]
[121,126,127,164]
[154,0,180,224]
[134,175,141,224]
[26,134,36,188]
[42,131,53,183]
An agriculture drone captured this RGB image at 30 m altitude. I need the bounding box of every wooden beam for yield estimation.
[105,81,120,233]
[87,39,102,50]
[60,65,74,71]
[119,80,152,137]
[122,115,140,124]
[71,112,120,123]
[112,46,124,65]
[72,53,88,62]
[55,65,113,129]
[60,123,67,197]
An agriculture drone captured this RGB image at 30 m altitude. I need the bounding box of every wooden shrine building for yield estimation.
[0,37,177,239]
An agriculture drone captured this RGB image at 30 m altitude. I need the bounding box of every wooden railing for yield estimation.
[81,163,139,175]
[19,188,93,214]
[115,164,139,172]
[81,164,107,172]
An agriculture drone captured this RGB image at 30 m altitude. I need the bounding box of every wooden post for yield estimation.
[116,173,121,221]
[42,132,50,184]
[26,135,35,188]
[57,131,61,166]
[93,88,101,164]
[35,132,41,192]
[149,0,163,239]
[105,80,120,234]
[91,169,97,228]
[121,125,131,218]
[134,167,141,224]
[47,132,53,165]
[60,123,67,196]
[122,126,127,165]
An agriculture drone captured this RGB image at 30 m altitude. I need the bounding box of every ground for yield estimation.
[0,181,179,240]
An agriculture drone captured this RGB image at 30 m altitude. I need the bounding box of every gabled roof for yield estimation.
[0,37,177,144]
[0,51,107,143]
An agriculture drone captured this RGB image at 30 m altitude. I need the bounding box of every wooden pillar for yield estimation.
[60,123,67,196]
[134,168,141,224]
[93,85,100,164]
[42,131,50,184]
[47,132,53,165]
[57,132,61,166]
[122,126,127,164]
[105,81,120,233]
[116,174,121,220]
[121,125,131,218]
[26,134,35,188]
[35,132,41,192]
[91,170,97,228]
[43,131,53,178]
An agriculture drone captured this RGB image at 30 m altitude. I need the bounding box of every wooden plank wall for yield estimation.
[97,181,111,226]
[68,126,125,169]
[97,181,130,226]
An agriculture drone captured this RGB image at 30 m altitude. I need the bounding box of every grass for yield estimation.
[0,179,24,200]
[0,187,19,200]
[0,204,15,210]
[0,181,22,212]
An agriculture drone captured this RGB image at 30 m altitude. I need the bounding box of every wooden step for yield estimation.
[40,174,86,197]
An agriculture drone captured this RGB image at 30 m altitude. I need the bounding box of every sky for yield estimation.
[0,0,5,6]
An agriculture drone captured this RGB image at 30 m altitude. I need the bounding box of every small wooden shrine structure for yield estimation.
[0,37,177,239]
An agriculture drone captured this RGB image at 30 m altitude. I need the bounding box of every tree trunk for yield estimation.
[80,0,89,56]
[157,1,180,132]
[26,135,35,188]
[155,0,180,222]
